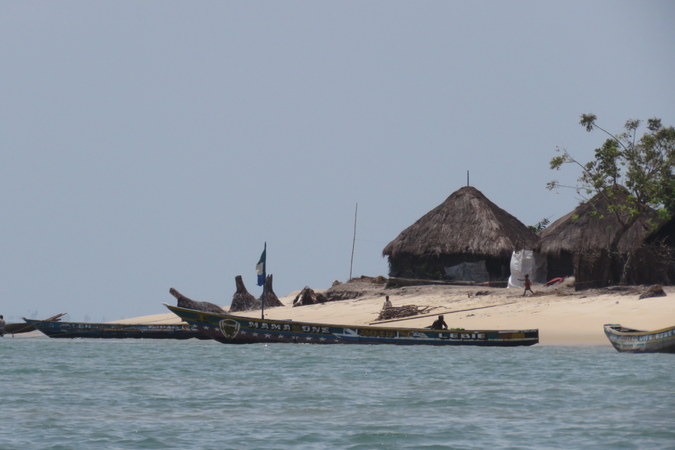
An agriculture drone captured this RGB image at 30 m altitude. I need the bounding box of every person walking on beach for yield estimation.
[0,315,5,337]
[429,315,448,330]
[522,274,534,296]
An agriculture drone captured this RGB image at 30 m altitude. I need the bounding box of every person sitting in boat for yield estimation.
[429,315,448,330]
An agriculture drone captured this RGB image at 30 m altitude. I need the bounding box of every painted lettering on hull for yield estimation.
[246,321,293,332]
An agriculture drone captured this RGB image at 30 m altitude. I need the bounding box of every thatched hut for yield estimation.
[382,186,538,282]
[538,186,671,288]
[643,217,675,283]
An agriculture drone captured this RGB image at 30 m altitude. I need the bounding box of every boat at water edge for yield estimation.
[603,324,675,353]
[2,313,66,336]
[165,305,539,346]
[23,318,206,340]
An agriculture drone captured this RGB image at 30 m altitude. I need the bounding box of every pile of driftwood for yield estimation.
[376,304,431,321]
[293,287,328,307]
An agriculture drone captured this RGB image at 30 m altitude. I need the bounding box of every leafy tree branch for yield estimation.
[548,114,674,224]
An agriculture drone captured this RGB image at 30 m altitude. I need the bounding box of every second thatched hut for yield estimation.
[382,186,538,283]
[538,185,673,288]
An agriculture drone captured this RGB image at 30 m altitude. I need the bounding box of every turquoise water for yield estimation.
[2,338,674,449]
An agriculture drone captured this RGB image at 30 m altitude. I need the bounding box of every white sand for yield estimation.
[113,281,675,347]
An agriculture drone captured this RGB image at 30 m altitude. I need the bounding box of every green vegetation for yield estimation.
[548,114,674,221]
[528,217,550,235]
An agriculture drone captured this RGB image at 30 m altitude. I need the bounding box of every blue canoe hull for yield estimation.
[23,319,206,340]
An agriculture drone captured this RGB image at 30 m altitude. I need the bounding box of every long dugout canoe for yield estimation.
[165,305,539,346]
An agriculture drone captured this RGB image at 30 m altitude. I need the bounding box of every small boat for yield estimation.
[165,305,539,346]
[603,324,675,353]
[23,318,206,340]
[3,313,66,335]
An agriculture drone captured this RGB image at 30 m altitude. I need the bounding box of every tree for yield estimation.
[547,114,675,286]
[548,114,674,221]
[528,217,550,235]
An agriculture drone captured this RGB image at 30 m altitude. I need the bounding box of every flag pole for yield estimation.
[262,242,266,319]
[349,203,358,281]
[256,242,267,319]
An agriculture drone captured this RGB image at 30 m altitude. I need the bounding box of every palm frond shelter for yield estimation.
[538,186,672,288]
[382,186,539,282]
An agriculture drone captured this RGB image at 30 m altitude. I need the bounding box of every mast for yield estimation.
[256,242,267,319]
[349,202,358,281]
[262,242,265,319]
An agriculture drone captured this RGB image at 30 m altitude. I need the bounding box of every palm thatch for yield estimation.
[539,186,659,255]
[382,186,538,281]
[538,186,671,287]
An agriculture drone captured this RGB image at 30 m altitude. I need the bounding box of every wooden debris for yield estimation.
[376,304,431,321]
[293,287,328,307]
[371,302,517,325]
[639,285,667,300]
[170,288,227,314]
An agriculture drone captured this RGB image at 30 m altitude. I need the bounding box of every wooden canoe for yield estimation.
[23,318,206,340]
[3,313,66,335]
[165,304,539,346]
[603,324,675,353]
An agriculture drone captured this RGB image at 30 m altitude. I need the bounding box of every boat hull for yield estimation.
[3,314,66,335]
[4,322,38,335]
[166,305,539,346]
[23,319,206,340]
[603,324,675,353]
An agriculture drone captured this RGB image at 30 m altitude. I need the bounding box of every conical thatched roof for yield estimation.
[538,185,661,255]
[382,186,538,259]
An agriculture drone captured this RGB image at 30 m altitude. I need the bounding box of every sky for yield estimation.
[1,1,674,322]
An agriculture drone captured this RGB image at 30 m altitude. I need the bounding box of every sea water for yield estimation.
[1,338,674,450]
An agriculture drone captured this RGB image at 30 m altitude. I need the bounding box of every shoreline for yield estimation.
[106,280,675,347]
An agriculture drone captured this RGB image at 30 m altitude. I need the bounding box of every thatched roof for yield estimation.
[382,186,538,259]
[538,186,662,255]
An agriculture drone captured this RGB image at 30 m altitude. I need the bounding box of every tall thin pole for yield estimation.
[349,202,358,280]
[261,242,266,320]
[467,170,470,186]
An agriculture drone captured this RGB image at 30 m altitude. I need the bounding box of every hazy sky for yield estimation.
[2,1,674,322]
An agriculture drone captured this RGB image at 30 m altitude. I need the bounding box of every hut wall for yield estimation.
[545,251,574,281]
[573,243,674,289]
[574,250,631,290]
[622,243,674,285]
[388,254,445,280]
[484,258,511,281]
[388,253,511,282]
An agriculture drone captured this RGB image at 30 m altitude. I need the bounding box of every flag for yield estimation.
[256,243,266,286]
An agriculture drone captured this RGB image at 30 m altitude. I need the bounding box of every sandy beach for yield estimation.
[112,278,675,347]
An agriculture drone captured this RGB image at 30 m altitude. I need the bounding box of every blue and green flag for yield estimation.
[256,243,266,286]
